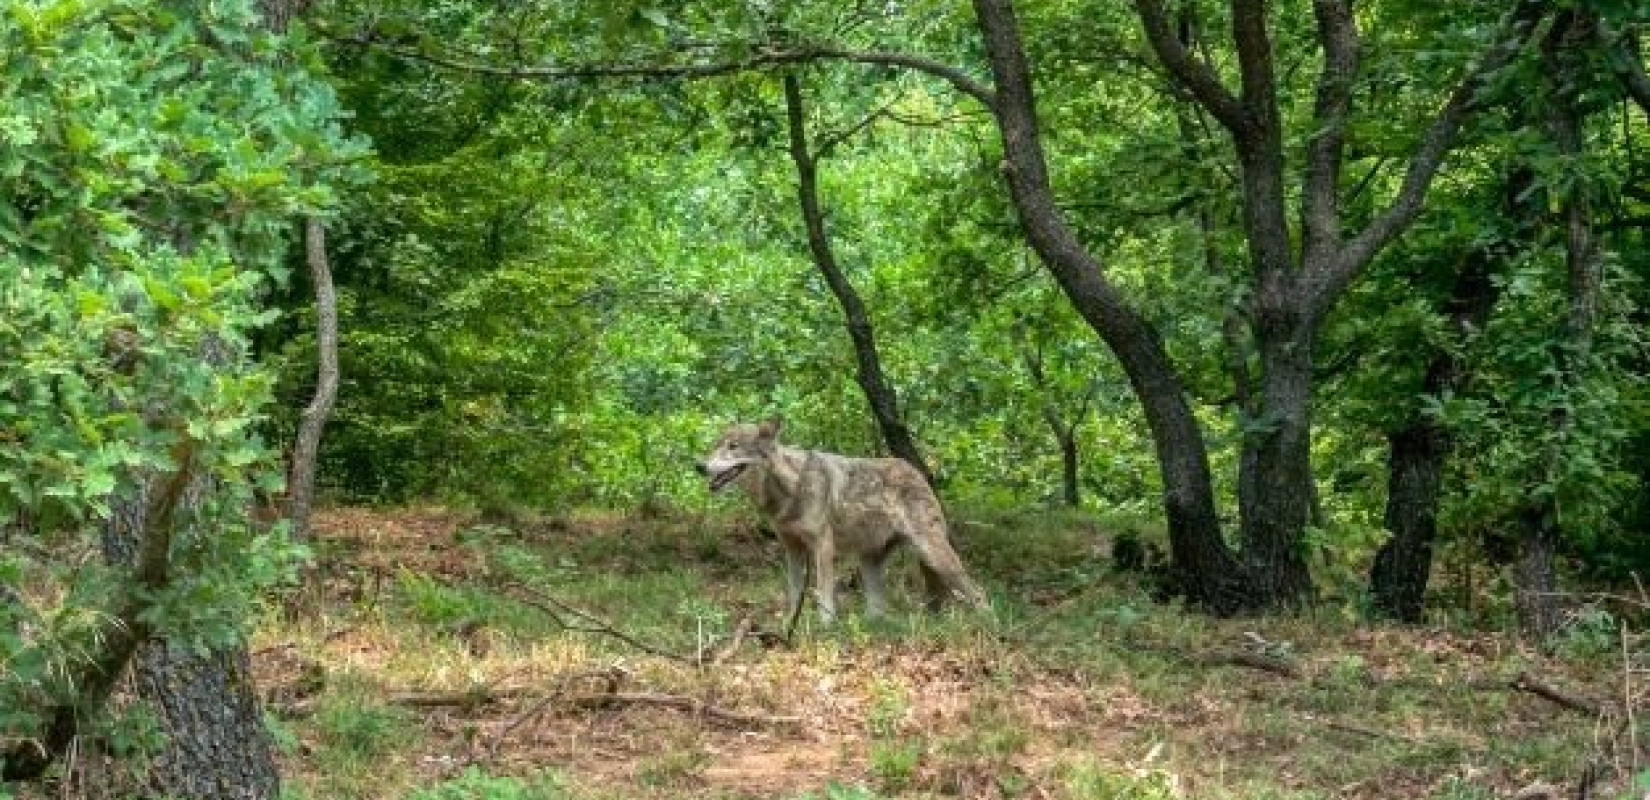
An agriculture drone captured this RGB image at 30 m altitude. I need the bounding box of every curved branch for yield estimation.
[323,31,997,110]
[1131,0,1247,135]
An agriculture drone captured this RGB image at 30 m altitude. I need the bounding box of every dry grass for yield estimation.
[250,506,1640,800]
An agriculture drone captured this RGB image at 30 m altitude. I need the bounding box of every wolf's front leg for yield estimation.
[811,533,837,624]
[781,537,809,626]
[859,552,888,619]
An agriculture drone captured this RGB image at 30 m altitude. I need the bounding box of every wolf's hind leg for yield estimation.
[811,532,838,624]
[911,533,988,610]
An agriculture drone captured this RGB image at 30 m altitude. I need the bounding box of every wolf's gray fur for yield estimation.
[697,418,987,624]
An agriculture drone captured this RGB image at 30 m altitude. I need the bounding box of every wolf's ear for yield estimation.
[758,416,783,439]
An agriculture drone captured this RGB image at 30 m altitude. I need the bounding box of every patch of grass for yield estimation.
[784,783,890,800]
[866,738,924,793]
[301,678,425,799]
[1057,760,1181,800]
[404,766,568,800]
[635,747,709,789]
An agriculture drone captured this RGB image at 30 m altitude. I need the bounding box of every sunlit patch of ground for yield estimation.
[252,506,1639,800]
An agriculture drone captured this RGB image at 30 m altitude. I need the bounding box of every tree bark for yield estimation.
[101,476,281,800]
[1370,247,1501,622]
[971,0,1247,611]
[1516,12,1601,640]
[1369,157,1524,622]
[285,216,338,542]
[1058,429,1080,508]
[781,73,933,485]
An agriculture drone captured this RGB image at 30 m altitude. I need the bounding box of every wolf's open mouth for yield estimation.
[709,465,746,492]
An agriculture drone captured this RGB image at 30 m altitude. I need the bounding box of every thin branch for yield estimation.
[495,580,699,665]
[813,99,900,161]
[567,691,803,728]
[1132,0,1248,135]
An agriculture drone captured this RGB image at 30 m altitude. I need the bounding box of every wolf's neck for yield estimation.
[745,446,806,517]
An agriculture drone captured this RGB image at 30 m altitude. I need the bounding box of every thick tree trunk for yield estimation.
[782,74,932,485]
[971,0,1247,612]
[1514,506,1563,638]
[285,216,338,541]
[3,450,196,783]
[102,477,280,799]
[1235,330,1317,606]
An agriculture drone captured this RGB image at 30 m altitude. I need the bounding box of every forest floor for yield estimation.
[256,506,1643,800]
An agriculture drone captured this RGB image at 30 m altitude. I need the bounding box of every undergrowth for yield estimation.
[251,505,1640,800]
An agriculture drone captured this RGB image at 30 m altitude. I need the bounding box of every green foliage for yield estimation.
[315,691,420,764]
[0,0,362,761]
[1059,761,1180,800]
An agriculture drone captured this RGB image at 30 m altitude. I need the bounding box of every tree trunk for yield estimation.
[285,216,338,542]
[1058,429,1080,507]
[1370,238,1503,621]
[1371,422,1447,622]
[102,473,281,799]
[970,0,1247,612]
[3,448,196,783]
[781,74,932,485]
[1515,12,1599,640]
[1235,328,1317,606]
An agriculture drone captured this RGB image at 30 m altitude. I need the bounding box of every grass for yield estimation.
[251,505,1637,800]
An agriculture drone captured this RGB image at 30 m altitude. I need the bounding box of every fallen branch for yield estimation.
[1121,638,1303,680]
[1323,719,1417,743]
[1200,650,1302,679]
[384,674,799,731]
[1509,672,1610,718]
[489,667,627,756]
[388,686,533,710]
[566,691,802,728]
[491,579,699,664]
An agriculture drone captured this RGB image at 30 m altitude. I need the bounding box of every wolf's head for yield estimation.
[695,417,781,492]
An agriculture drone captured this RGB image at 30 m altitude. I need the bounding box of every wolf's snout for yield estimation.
[693,461,709,476]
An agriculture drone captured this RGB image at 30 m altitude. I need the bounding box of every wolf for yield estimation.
[696,418,988,625]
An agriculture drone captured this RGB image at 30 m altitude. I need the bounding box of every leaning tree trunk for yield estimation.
[782,74,933,485]
[102,443,280,799]
[285,216,338,542]
[970,0,1248,611]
